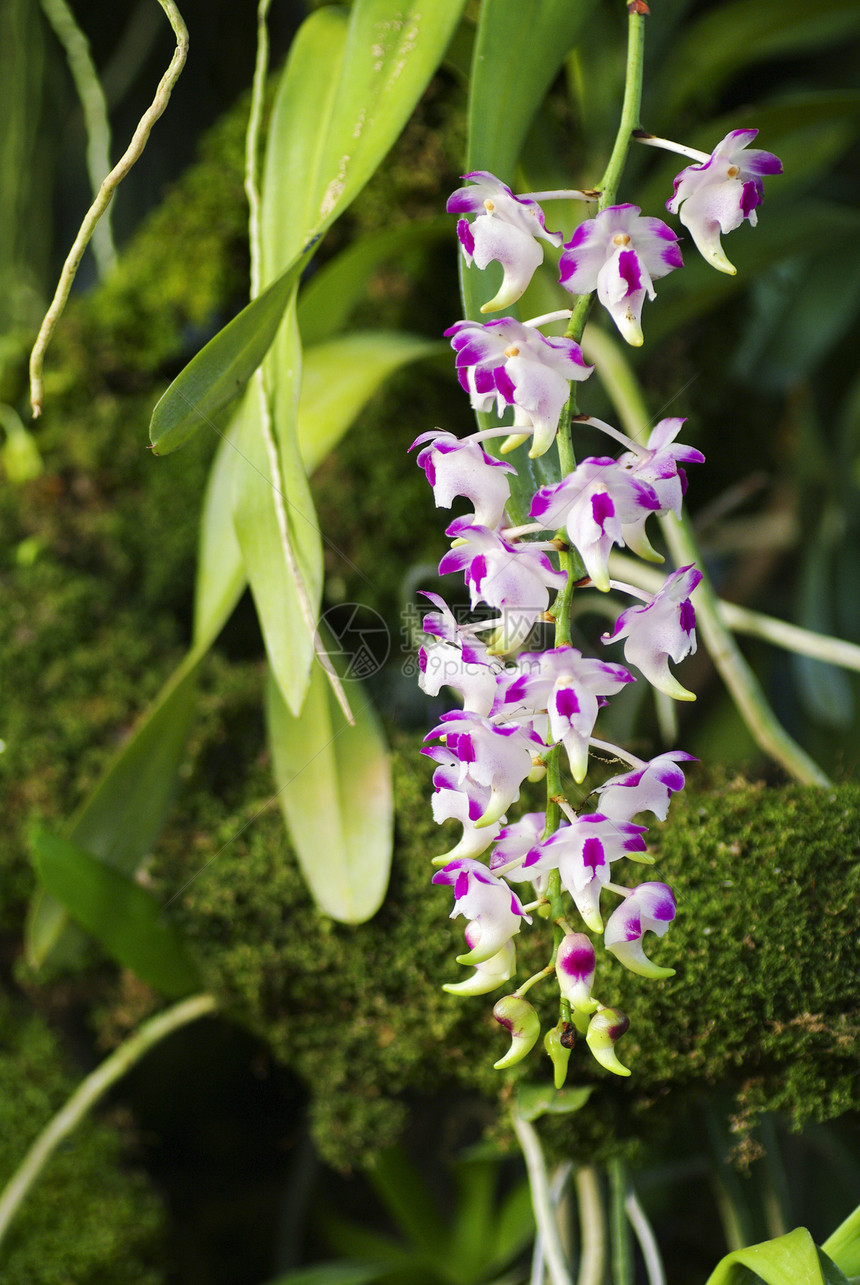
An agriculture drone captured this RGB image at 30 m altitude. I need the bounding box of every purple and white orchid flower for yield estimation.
[447,171,563,313]
[604,881,677,978]
[439,519,567,652]
[432,857,532,964]
[442,927,516,996]
[595,751,697,823]
[559,204,682,346]
[523,813,650,932]
[412,429,516,530]
[666,129,782,276]
[531,458,661,591]
[445,317,593,459]
[603,564,702,700]
[424,710,545,828]
[501,646,634,782]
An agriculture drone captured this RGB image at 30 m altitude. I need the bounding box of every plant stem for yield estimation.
[0,993,218,1250]
[608,1157,634,1285]
[624,1188,666,1285]
[513,1112,573,1285]
[581,324,832,787]
[575,1166,608,1285]
[29,0,189,416]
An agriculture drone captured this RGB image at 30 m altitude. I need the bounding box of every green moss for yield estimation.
[0,996,165,1283]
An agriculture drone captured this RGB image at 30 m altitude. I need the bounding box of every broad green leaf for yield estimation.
[367,1150,447,1256]
[26,646,203,969]
[193,410,248,647]
[264,654,392,924]
[260,0,467,284]
[298,331,443,470]
[514,1083,593,1122]
[466,0,597,182]
[231,312,324,716]
[706,1227,850,1285]
[296,217,449,347]
[825,1202,860,1277]
[149,255,312,455]
[31,832,201,997]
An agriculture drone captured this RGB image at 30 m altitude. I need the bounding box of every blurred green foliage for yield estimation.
[0,996,165,1283]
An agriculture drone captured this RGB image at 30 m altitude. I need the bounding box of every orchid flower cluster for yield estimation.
[412,128,781,1082]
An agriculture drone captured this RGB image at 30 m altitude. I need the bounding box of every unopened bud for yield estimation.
[585,1006,631,1077]
[493,995,540,1069]
[544,1021,575,1089]
[556,933,599,1014]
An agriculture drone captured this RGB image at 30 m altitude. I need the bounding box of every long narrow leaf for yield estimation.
[32,832,201,997]
[149,254,312,455]
[264,656,392,924]
[231,316,324,716]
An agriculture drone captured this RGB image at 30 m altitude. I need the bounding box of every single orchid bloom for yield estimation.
[531,459,661,591]
[442,930,516,996]
[424,710,544,828]
[439,520,567,651]
[617,417,705,526]
[524,813,650,932]
[604,881,677,978]
[559,204,682,345]
[603,564,702,700]
[556,932,599,1014]
[420,591,495,667]
[595,751,697,822]
[501,646,634,782]
[432,857,532,964]
[445,317,592,458]
[411,429,516,529]
[447,171,563,313]
[667,130,782,275]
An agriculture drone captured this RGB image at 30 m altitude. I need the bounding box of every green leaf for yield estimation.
[466,0,596,182]
[706,1228,850,1285]
[261,0,467,284]
[149,254,312,455]
[367,1149,447,1257]
[514,1083,593,1122]
[264,651,392,924]
[296,218,449,347]
[193,409,248,648]
[231,314,324,716]
[31,832,201,997]
[26,647,203,969]
[298,331,444,470]
[825,1202,860,1277]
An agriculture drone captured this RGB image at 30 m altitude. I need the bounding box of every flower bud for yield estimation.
[443,935,516,997]
[492,995,540,1069]
[556,933,599,1013]
[544,1021,575,1089]
[585,1006,631,1077]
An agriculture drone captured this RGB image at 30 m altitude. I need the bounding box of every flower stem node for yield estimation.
[585,1007,632,1077]
[493,995,541,1069]
[544,1021,574,1089]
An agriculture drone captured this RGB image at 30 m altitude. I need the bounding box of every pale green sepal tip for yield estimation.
[501,432,530,455]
